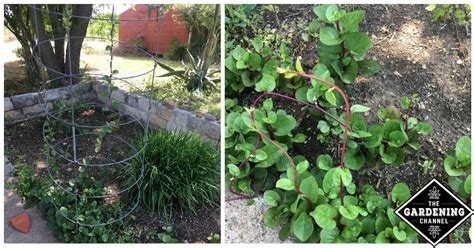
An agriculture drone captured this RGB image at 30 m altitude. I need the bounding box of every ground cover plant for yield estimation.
[225,4,471,243]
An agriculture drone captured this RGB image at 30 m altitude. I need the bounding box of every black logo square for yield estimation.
[395,179,472,246]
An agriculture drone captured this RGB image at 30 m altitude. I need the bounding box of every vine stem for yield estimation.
[227,69,352,208]
[282,69,351,169]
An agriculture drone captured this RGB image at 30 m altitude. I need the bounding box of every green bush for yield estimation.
[167,39,188,61]
[130,130,220,219]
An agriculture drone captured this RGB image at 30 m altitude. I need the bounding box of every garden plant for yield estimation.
[225,4,471,243]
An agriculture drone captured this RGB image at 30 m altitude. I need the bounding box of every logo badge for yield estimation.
[395,179,472,246]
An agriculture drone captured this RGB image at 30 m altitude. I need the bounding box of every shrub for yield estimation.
[167,39,188,61]
[130,130,220,219]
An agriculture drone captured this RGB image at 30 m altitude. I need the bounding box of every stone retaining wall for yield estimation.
[4,83,220,142]
[4,84,94,121]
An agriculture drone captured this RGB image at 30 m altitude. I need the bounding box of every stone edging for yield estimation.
[4,83,220,142]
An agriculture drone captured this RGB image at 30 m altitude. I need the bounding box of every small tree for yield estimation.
[4,4,92,85]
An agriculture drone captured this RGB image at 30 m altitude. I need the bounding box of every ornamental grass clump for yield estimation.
[131,130,220,219]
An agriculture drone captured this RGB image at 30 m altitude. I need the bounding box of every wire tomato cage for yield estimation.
[31,4,166,227]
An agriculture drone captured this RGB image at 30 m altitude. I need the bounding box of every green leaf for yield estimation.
[464,175,471,194]
[276,178,294,191]
[299,176,319,202]
[311,63,335,86]
[344,148,365,170]
[292,133,307,143]
[271,110,297,136]
[339,204,360,220]
[296,160,310,174]
[294,212,314,242]
[236,60,247,69]
[363,125,383,148]
[400,96,410,111]
[255,150,268,161]
[391,183,411,204]
[444,155,463,176]
[279,221,291,241]
[393,226,407,241]
[375,231,389,243]
[387,208,400,226]
[414,122,433,135]
[375,216,391,233]
[320,27,343,46]
[339,10,365,32]
[320,227,340,243]
[295,87,309,102]
[262,111,277,124]
[295,57,304,72]
[313,5,331,22]
[264,207,281,228]
[263,190,281,207]
[388,131,407,147]
[252,38,263,52]
[248,53,262,71]
[358,59,381,77]
[325,5,345,22]
[227,164,240,176]
[255,74,276,92]
[232,46,246,60]
[344,32,372,56]
[263,98,273,111]
[317,120,330,134]
[317,154,333,170]
[255,143,286,168]
[333,167,352,186]
[325,90,337,106]
[311,204,338,230]
[351,104,371,113]
[455,136,471,164]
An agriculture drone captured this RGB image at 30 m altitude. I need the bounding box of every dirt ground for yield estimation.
[226,4,471,243]
[4,113,220,243]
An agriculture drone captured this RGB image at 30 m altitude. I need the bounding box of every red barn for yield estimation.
[118,5,189,55]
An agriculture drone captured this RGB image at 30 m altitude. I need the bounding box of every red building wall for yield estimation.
[118,5,189,55]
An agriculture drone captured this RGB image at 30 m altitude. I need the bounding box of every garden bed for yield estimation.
[225,4,470,243]
[5,113,220,243]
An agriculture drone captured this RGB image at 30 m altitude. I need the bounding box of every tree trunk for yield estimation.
[48,4,65,73]
[200,4,219,73]
[65,4,93,83]
[29,4,64,81]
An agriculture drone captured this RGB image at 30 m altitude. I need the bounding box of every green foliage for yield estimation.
[224,5,440,244]
[142,77,220,118]
[129,130,220,219]
[444,136,471,199]
[167,39,188,61]
[207,233,221,243]
[178,4,220,60]
[226,98,306,195]
[8,164,130,243]
[158,50,220,92]
[426,4,471,27]
[264,180,417,243]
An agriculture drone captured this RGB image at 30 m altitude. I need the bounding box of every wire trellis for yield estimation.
[32,4,165,227]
